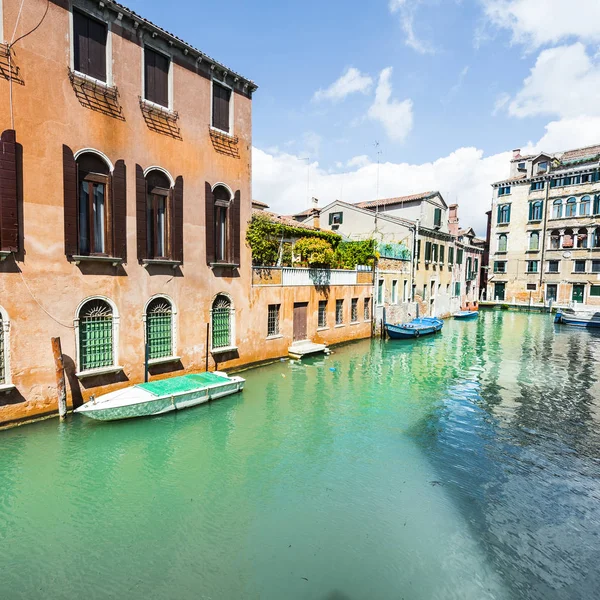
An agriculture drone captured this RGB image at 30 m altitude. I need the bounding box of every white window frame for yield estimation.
[141,41,174,112]
[403,279,408,303]
[143,294,179,365]
[74,295,122,378]
[377,279,385,305]
[210,292,237,354]
[69,4,113,87]
[0,305,14,392]
[210,76,235,137]
[391,279,398,304]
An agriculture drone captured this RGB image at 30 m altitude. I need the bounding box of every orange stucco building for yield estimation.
[0,0,373,427]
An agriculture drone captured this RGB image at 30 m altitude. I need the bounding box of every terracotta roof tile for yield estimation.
[355,191,438,209]
[560,144,600,162]
[253,209,324,232]
[251,200,269,208]
[492,174,527,185]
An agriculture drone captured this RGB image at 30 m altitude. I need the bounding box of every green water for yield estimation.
[1,311,600,599]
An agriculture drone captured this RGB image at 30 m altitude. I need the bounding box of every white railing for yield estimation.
[282,267,358,286]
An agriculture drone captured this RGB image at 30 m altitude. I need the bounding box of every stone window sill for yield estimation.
[210,262,240,269]
[0,383,16,394]
[76,365,123,379]
[72,70,111,88]
[211,345,238,355]
[0,251,12,261]
[148,356,181,366]
[72,255,123,267]
[317,326,329,331]
[334,324,345,328]
[141,97,176,116]
[142,259,181,269]
[350,321,361,326]
[266,334,283,340]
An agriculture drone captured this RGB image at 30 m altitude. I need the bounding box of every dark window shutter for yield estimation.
[0,130,19,252]
[112,160,127,261]
[172,176,184,263]
[212,82,231,132]
[232,190,241,266]
[205,182,215,265]
[145,48,169,108]
[136,164,147,261]
[63,144,78,256]
[73,11,88,75]
[328,212,333,225]
[87,17,107,81]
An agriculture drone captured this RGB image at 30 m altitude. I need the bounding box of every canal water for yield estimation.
[1,311,599,600]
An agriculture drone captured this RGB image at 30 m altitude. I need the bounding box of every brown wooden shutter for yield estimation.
[112,160,127,261]
[87,17,107,82]
[145,48,169,108]
[63,144,78,256]
[232,190,241,266]
[212,83,230,132]
[172,176,184,263]
[73,11,88,75]
[205,182,215,265]
[0,130,19,252]
[136,164,147,261]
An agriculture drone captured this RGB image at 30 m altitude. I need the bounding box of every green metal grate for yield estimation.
[79,300,113,371]
[147,298,173,359]
[0,320,4,384]
[212,296,231,349]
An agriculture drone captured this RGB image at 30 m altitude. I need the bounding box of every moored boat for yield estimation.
[554,307,600,328]
[75,371,245,421]
[453,310,479,320]
[385,317,444,339]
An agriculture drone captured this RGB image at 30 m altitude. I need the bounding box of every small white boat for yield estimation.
[554,306,600,328]
[75,371,245,421]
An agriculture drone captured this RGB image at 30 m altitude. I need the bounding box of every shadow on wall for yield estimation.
[63,354,84,410]
[0,387,26,407]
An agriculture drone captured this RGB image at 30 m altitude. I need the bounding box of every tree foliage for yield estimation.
[294,237,335,267]
[334,240,377,269]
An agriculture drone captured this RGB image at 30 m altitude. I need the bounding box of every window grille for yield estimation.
[79,300,113,371]
[318,300,327,328]
[146,298,173,359]
[364,298,371,321]
[351,298,358,322]
[267,304,280,337]
[212,295,232,349]
[336,300,344,325]
[0,318,4,384]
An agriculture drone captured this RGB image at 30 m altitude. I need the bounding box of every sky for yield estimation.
[125,0,600,234]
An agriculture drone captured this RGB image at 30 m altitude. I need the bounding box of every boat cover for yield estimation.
[136,372,230,397]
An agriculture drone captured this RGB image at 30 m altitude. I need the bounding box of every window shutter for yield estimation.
[329,212,333,225]
[73,11,89,75]
[205,182,215,265]
[212,83,230,132]
[172,176,184,263]
[135,164,147,261]
[63,144,78,256]
[112,160,127,261]
[145,48,169,108]
[0,130,19,253]
[232,190,241,266]
[87,17,107,82]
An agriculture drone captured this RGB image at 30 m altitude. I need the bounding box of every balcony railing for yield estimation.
[252,267,373,287]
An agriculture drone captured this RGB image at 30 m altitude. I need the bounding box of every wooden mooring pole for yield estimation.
[51,337,67,420]
[205,322,210,372]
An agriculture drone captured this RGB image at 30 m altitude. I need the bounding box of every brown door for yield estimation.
[293,302,308,341]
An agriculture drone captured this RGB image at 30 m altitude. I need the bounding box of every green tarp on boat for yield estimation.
[135,372,230,397]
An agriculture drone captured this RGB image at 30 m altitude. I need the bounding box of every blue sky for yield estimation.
[125,0,600,233]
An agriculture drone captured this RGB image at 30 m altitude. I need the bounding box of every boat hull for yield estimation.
[454,311,479,320]
[554,312,600,328]
[385,318,443,339]
[75,373,245,421]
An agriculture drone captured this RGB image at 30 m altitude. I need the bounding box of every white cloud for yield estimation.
[505,43,600,118]
[253,116,600,236]
[367,67,414,143]
[346,155,371,169]
[481,0,600,48]
[389,0,435,54]
[313,67,373,102]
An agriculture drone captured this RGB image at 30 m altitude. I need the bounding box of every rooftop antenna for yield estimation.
[297,156,310,209]
[374,140,382,216]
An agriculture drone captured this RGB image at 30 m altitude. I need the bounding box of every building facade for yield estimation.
[489,146,600,306]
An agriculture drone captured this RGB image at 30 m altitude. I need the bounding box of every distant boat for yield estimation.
[554,307,600,328]
[385,317,444,339]
[453,310,479,320]
[75,371,245,421]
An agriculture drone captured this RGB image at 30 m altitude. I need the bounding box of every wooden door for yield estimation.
[293,302,308,341]
[572,284,584,303]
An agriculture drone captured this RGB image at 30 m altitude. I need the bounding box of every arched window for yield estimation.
[576,228,588,249]
[552,199,563,219]
[0,306,11,387]
[77,152,111,255]
[77,298,115,372]
[566,197,577,217]
[529,231,540,251]
[550,230,560,249]
[498,233,508,253]
[529,201,543,221]
[211,294,234,350]
[497,204,511,224]
[145,297,175,360]
[562,228,574,249]
[146,169,172,259]
[580,195,591,216]
[213,185,232,263]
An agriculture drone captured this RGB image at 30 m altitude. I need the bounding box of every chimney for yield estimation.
[311,198,320,229]
[512,148,521,159]
[448,203,459,236]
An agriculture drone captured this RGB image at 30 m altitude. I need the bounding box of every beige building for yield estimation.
[489,145,600,305]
